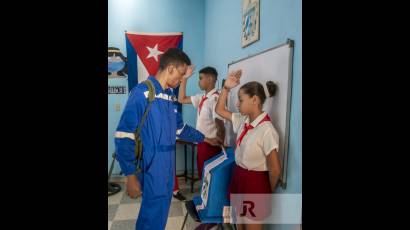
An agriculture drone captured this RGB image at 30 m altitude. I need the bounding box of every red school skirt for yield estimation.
[227,164,272,221]
[228,164,272,197]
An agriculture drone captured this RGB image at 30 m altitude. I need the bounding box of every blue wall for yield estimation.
[203,0,301,229]
[108,0,205,174]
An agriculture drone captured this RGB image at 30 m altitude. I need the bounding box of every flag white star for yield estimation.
[146,44,164,62]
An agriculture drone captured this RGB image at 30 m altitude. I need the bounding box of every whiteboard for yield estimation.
[226,40,294,188]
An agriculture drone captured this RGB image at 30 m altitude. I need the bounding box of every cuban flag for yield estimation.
[125,32,183,92]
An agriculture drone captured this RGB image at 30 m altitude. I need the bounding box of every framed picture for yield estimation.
[242,0,260,48]
[108,47,128,79]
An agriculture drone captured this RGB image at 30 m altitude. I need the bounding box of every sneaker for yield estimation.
[172,191,186,201]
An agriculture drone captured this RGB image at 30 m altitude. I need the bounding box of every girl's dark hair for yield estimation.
[240,81,266,104]
[240,81,277,104]
[266,81,277,97]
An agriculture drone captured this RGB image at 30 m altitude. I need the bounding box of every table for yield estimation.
[175,139,199,193]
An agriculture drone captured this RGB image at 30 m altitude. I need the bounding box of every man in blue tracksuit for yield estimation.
[115,48,221,230]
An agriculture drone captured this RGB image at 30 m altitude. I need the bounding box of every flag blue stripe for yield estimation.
[126,35,138,93]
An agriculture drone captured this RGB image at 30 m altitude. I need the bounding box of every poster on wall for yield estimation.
[108,86,127,94]
[108,47,128,79]
[242,0,260,48]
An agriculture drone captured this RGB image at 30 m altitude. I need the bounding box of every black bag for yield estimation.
[134,79,156,173]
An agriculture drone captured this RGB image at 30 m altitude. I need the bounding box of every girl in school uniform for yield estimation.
[215,70,281,230]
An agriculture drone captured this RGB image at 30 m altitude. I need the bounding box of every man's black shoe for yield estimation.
[173,191,186,201]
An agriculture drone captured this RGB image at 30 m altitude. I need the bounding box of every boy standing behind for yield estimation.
[178,66,225,179]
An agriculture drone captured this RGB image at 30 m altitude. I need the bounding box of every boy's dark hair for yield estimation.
[240,81,277,104]
[199,66,218,80]
[158,48,191,71]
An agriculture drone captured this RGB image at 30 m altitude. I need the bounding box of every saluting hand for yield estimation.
[224,70,242,89]
[183,65,195,79]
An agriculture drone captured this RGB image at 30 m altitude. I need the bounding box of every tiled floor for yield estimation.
[108,176,206,230]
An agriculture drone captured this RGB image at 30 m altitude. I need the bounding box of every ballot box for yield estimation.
[193,147,235,223]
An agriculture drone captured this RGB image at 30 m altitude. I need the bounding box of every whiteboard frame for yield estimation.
[227,39,295,189]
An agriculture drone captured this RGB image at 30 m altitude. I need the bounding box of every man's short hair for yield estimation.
[199,66,218,80]
[158,48,191,71]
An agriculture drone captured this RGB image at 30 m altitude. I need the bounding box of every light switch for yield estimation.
[115,104,121,111]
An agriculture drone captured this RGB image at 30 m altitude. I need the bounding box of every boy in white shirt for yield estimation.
[178,66,225,180]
